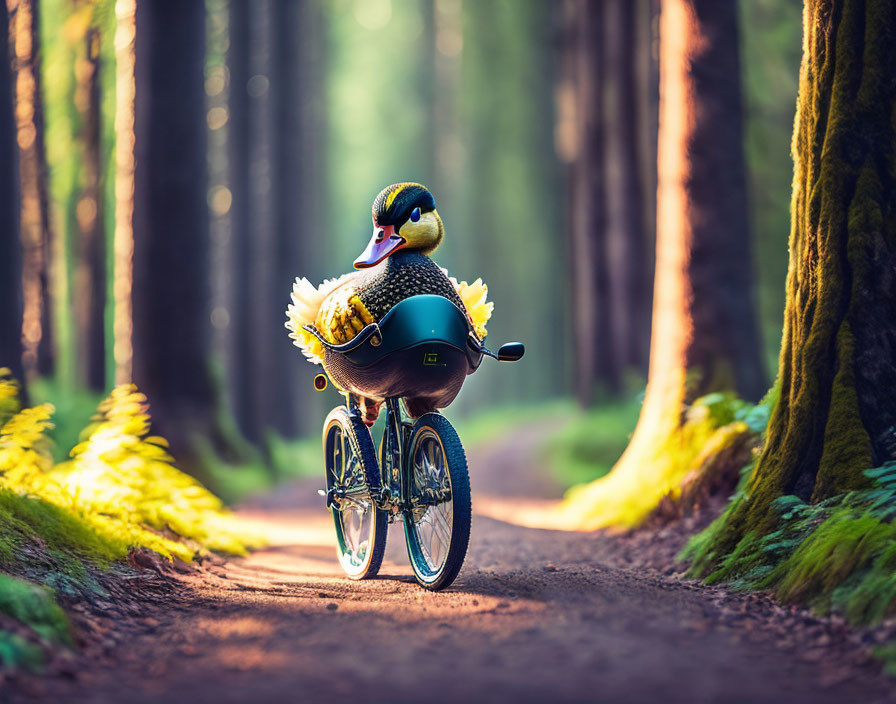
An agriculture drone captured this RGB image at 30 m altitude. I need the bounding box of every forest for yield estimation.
[1,0,896,701]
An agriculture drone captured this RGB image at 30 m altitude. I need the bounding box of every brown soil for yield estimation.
[9,428,896,703]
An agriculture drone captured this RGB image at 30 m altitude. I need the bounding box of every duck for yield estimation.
[285,182,493,420]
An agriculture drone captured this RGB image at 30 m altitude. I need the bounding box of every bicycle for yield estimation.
[303,294,524,590]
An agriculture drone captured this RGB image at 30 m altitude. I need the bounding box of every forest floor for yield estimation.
[8,425,896,704]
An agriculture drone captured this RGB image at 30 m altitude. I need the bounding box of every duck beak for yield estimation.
[354,225,406,269]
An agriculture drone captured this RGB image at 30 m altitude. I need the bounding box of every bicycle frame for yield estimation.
[344,394,411,520]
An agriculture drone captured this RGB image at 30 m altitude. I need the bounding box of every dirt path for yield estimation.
[18,428,896,703]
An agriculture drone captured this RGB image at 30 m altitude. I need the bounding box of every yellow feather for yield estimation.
[385,184,407,209]
[384,181,425,210]
[450,275,494,339]
[284,274,352,365]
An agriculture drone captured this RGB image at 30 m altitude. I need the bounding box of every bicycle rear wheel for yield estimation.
[323,407,387,579]
[403,413,471,590]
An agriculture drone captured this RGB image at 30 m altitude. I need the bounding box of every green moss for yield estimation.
[0,574,70,646]
[685,462,896,627]
[814,323,873,499]
[0,631,43,670]
[0,489,127,568]
[562,393,766,529]
[711,0,896,565]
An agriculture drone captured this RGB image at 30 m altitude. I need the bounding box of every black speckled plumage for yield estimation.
[353,251,466,321]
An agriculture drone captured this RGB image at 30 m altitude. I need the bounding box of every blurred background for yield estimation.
[0,0,801,500]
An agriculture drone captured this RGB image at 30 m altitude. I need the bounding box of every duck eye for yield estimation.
[410,207,421,223]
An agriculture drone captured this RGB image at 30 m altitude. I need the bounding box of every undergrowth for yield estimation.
[543,394,642,487]
[683,462,896,626]
[560,391,770,529]
[0,370,264,669]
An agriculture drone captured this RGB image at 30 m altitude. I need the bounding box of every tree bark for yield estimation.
[112,0,136,386]
[710,0,896,552]
[9,0,54,378]
[563,0,658,402]
[562,0,766,528]
[603,0,652,376]
[132,0,214,463]
[244,0,275,445]
[74,28,106,391]
[226,0,253,440]
[564,0,614,404]
[648,0,766,406]
[270,0,318,439]
[0,0,25,387]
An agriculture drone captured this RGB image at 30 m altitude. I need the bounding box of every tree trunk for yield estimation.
[563,0,657,403]
[270,0,317,439]
[0,0,25,387]
[603,0,652,376]
[564,0,614,404]
[636,0,660,294]
[649,0,766,406]
[708,0,896,553]
[112,0,136,386]
[132,0,214,464]
[226,0,253,440]
[561,0,766,529]
[9,0,54,379]
[74,27,106,391]
[245,0,275,446]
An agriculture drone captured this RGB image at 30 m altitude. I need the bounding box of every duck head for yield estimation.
[354,182,444,269]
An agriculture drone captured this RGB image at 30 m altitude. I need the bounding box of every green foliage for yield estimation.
[51,385,263,557]
[694,392,771,435]
[561,391,769,529]
[873,643,896,677]
[684,462,896,626]
[197,431,320,505]
[0,373,268,670]
[543,395,642,488]
[447,399,575,452]
[0,372,262,565]
[28,377,103,464]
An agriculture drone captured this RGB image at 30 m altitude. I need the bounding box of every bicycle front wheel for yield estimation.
[403,413,471,590]
[323,407,387,580]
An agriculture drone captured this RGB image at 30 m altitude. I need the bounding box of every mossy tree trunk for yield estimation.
[0,0,25,388]
[708,0,896,555]
[561,0,765,529]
